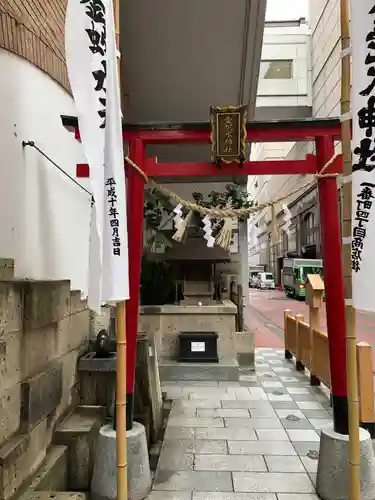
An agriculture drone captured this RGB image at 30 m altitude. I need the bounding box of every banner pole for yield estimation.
[116,301,127,500]
[113,0,128,499]
[340,1,361,499]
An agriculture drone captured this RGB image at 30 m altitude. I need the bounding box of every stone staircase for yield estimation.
[13,406,103,500]
[0,258,104,500]
[0,258,14,280]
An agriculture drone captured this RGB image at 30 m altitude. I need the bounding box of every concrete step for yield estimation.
[184,281,211,294]
[0,258,14,279]
[16,446,69,500]
[31,445,69,491]
[180,298,216,305]
[159,358,239,382]
[53,406,103,491]
[1,435,68,500]
[183,291,212,297]
[22,493,88,500]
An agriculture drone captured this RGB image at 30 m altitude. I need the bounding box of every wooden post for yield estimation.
[340,0,361,498]
[295,314,305,372]
[356,342,375,437]
[284,309,293,359]
[237,284,244,332]
[309,305,320,386]
[305,274,324,386]
[113,0,128,499]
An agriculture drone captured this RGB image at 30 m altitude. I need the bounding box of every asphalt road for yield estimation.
[246,289,375,368]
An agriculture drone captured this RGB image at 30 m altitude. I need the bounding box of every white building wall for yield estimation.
[248,20,313,264]
[249,4,345,263]
[310,0,341,119]
[256,21,312,109]
[0,49,90,293]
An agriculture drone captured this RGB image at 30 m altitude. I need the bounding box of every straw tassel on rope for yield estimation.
[215,218,234,251]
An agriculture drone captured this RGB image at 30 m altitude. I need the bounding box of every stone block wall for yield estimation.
[0,275,90,500]
[139,301,237,361]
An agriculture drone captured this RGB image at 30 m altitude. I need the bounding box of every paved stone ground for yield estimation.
[147,348,333,500]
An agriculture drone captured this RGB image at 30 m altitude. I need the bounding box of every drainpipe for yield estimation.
[270,204,277,275]
[238,0,251,105]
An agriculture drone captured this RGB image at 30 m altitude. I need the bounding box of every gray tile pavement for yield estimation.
[147,348,331,498]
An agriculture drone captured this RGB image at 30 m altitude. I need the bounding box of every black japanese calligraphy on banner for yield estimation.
[354,5,375,173]
[351,0,375,310]
[352,4,375,274]
[106,177,121,256]
[81,0,107,129]
[352,182,375,272]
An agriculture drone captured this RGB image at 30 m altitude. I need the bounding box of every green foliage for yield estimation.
[192,183,253,213]
[140,257,175,305]
[144,231,173,252]
[143,189,174,229]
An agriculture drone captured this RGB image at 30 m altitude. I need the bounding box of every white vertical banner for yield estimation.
[101,0,129,302]
[65,0,129,311]
[351,1,375,312]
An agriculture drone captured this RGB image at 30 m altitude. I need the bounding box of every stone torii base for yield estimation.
[91,423,151,500]
[316,425,375,500]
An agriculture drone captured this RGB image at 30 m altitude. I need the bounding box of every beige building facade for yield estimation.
[249,0,343,283]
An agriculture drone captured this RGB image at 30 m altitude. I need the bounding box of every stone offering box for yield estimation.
[178,331,219,363]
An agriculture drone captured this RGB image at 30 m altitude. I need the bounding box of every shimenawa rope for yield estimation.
[124,153,339,219]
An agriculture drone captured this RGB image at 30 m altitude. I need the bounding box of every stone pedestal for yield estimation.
[139,301,237,361]
[316,424,375,500]
[91,423,151,500]
[235,330,255,371]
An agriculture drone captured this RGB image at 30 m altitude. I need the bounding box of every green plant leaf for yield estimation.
[153,232,173,248]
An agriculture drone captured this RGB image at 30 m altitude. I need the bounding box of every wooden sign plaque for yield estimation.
[210,105,247,164]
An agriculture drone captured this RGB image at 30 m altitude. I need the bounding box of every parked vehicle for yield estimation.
[249,265,265,287]
[283,258,324,299]
[255,272,275,290]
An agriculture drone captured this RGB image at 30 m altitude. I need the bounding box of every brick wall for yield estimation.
[0,0,69,91]
[0,274,90,499]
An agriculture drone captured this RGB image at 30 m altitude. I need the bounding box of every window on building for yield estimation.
[302,212,315,246]
[260,60,293,80]
[282,231,288,252]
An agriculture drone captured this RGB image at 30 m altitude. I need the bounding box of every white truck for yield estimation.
[249,265,265,287]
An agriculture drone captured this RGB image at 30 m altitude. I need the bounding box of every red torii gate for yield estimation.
[61,115,348,435]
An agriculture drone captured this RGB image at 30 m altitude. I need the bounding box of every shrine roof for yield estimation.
[61,114,342,144]
[61,114,340,132]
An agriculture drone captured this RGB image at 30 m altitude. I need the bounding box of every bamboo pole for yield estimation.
[340,1,361,499]
[113,0,128,499]
[116,301,128,500]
